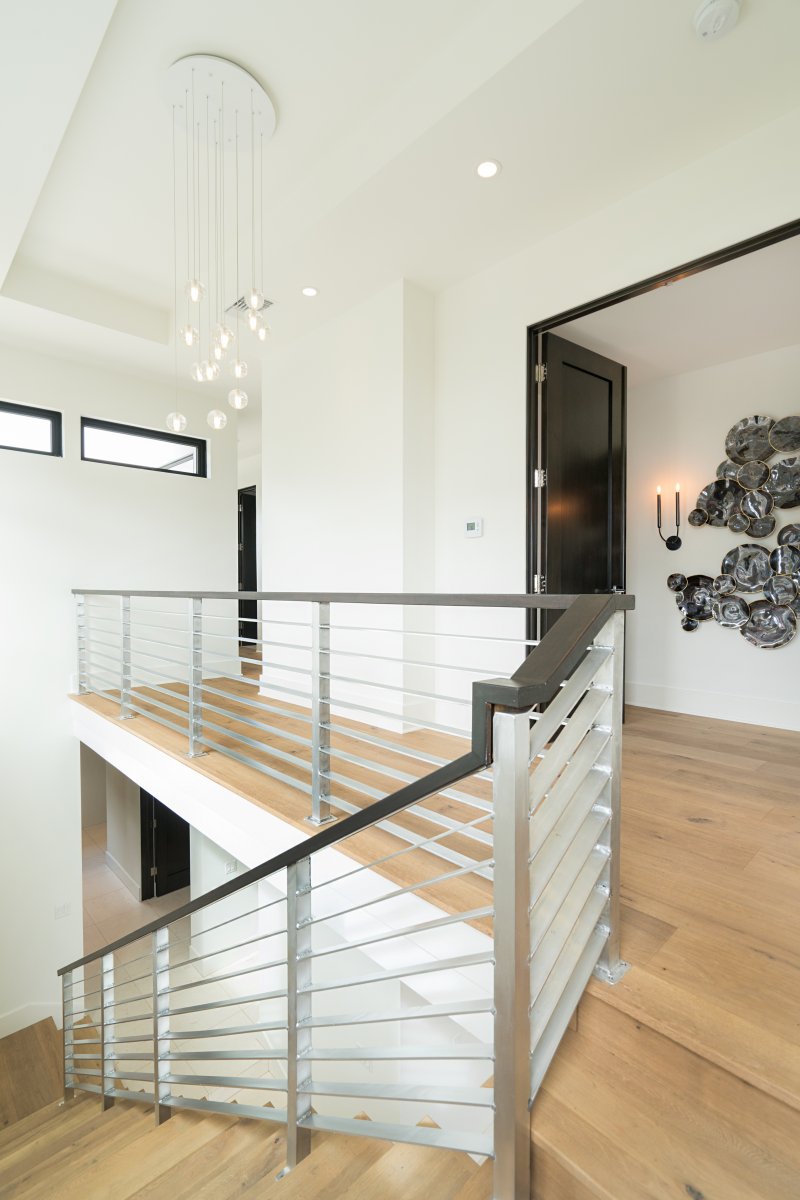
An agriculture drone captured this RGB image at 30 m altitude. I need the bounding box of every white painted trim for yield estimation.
[105,849,141,901]
[626,684,800,732]
[0,1002,63,1039]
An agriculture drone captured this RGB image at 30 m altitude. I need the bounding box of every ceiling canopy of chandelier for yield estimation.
[164,55,276,433]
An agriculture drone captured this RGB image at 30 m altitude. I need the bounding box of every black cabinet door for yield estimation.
[238,487,258,643]
[533,333,626,636]
[140,791,190,900]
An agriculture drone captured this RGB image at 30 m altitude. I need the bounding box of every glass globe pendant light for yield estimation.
[166,412,188,433]
[190,362,205,383]
[180,324,199,348]
[228,388,248,410]
[232,358,248,379]
[185,278,206,303]
[247,287,264,311]
[256,320,270,343]
[215,323,235,351]
[207,409,228,430]
[246,308,260,333]
[212,340,225,362]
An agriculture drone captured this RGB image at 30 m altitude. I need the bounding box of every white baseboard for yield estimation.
[0,1001,63,1039]
[105,850,141,901]
[626,681,800,731]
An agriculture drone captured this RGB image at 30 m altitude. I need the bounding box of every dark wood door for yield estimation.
[531,333,626,636]
[140,792,190,900]
[238,487,257,643]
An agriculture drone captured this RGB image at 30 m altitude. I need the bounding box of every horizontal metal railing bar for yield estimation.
[530,918,610,1047]
[301,996,494,1028]
[325,671,472,705]
[528,647,613,754]
[198,735,314,795]
[306,1080,495,1108]
[300,1113,494,1158]
[85,634,126,653]
[529,757,610,864]
[322,644,509,676]
[530,883,609,1007]
[299,1043,494,1060]
[197,696,313,748]
[104,1012,154,1028]
[125,701,188,738]
[164,1073,287,1090]
[529,691,611,805]
[167,894,286,947]
[163,928,288,974]
[164,1096,289,1123]
[160,1049,288,1061]
[326,749,494,817]
[320,693,469,738]
[160,1021,288,1040]
[128,644,192,669]
[530,844,610,955]
[206,614,311,629]
[105,1088,155,1105]
[162,955,287,996]
[322,721,451,767]
[331,624,538,646]
[298,950,495,994]
[71,1082,102,1095]
[530,798,611,907]
[310,809,494,893]
[327,772,492,845]
[126,631,191,654]
[202,667,310,699]
[204,654,312,678]
[74,590,577,609]
[304,855,494,926]
[303,906,494,961]
[86,649,122,668]
[199,717,314,775]
[166,989,288,1018]
[199,681,313,726]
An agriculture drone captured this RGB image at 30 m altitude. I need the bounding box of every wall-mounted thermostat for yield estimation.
[465,517,483,538]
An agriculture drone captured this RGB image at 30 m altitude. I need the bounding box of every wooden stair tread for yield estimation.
[0,1020,63,1130]
[247,1131,391,1200]
[535,994,800,1200]
[0,1094,92,1155]
[332,1139,477,1200]
[126,1118,285,1200]
[0,1099,141,1191]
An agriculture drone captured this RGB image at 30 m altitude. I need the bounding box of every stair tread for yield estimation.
[0,1100,142,1190]
[0,1094,92,1155]
[332,1139,477,1200]
[247,1130,390,1200]
[535,994,800,1200]
[126,1117,285,1200]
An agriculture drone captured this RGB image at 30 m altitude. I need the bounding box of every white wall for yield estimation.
[238,451,262,590]
[0,343,238,1036]
[626,343,800,728]
[105,764,141,898]
[80,744,107,828]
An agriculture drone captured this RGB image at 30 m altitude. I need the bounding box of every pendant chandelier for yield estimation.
[164,56,277,433]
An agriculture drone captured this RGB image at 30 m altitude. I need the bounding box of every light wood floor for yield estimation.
[71,687,800,1196]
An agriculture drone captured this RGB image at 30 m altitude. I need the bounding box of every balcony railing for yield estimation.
[64,589,632,1198]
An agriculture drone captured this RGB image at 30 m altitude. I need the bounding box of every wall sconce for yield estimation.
[657,483,682,551]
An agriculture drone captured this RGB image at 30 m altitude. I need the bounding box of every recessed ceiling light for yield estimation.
[476,160,501,179]
[302,286,318,297]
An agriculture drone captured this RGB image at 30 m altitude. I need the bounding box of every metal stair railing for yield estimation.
[61,591,633,1199]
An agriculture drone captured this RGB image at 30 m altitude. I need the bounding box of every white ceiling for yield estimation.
[555,233,800,387]
[1,0,800,450]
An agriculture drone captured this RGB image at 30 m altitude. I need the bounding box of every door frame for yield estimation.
[525,216,800,603]
[238,485,258,644]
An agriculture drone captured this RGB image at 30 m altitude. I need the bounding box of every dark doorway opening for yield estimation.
[140,791,190,901]
[238,486,258,644]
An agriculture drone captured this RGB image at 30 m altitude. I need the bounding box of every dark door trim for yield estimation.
[526,216,800,599]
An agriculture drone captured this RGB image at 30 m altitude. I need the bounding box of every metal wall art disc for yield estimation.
[667,573,688,592]
[764,575,798,606]
[696,479,746,525]
[716,459,740,480]
[770,544,800,575]
[748,516,776,539]
[677,575,715,622]
[721,544,772,591]
[724,415,775,464]
[740,489,774,519]
[712,596,750,628]
[740,600,797,649]
[736,460,769,490]
[769,416,800,453]
[727,511,750,534]
[688,508,708,527]
[765,456,800,509]
[681,617,699,632]
[712,573,736,595]
[778,523,800,547]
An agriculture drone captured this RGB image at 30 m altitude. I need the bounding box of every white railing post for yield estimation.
[284,858,312,1171]
[62,972,75,1101]
[120,595,134,720]
[492,709,532,1200]
[594,609,628,984]
[188,597,206,758]
[152,927,172,1124]
[76,594,89,695]
[101,952,115,1110]
[309,601,335,824]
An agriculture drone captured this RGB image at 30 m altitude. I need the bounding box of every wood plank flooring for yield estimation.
[0,1020,62,1131]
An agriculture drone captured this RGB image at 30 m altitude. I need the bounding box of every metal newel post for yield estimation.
[76,594,89,695]
[152,927,172,1125]
[491,709,532,1200]
[594,610,628,984]
[120,595,133,720]
[101,951,115,1111]
[284,858,312,1172]
[62,972,75,1102]
[188,597,206,758]
[308,601,334,825]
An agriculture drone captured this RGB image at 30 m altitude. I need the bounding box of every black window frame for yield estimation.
[0,399,63,458]
[80,416,208,478]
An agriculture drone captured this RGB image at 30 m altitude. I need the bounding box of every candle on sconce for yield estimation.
[656,485,662,530]
[656,481,682,551]
[675,482,681,528]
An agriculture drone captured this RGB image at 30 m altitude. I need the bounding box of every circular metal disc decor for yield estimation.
[765,456,800,509]
[681,617,699,632]
[736,460,769,490]
[676,575,715,623]
[769,415,800,453]
[721,544,772,592]
[667,573,688,592]
[749,516,776,539]
[724,415,775,464]
[764,575,798,606]
[740,489,774,519]
[688,508,708,527]
[740,600,797,649]
[696,479,746,525]
[712,596,750,628]
[712,573,737,595]
[727,511,750,534]
[778,523,800,547]
[770,544,800,576]
[716,459,740,480]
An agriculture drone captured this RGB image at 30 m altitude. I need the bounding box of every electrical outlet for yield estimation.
[225,860,238,876]
[54,903,71,921]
